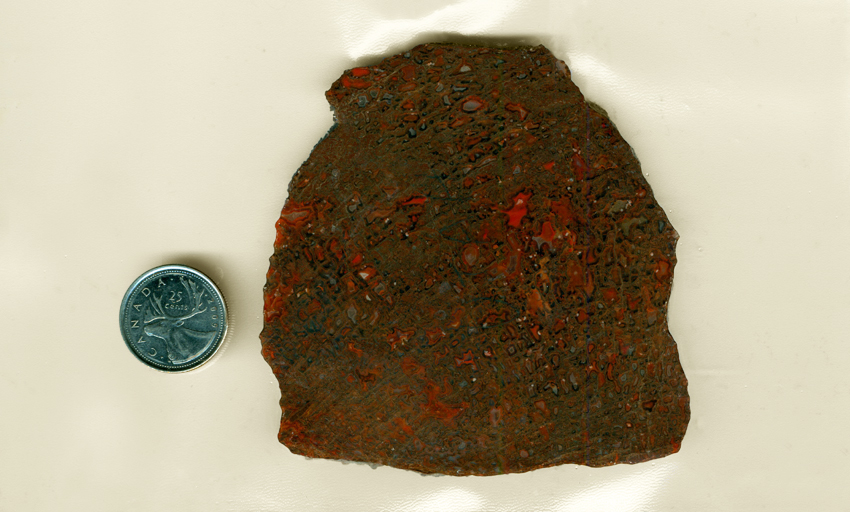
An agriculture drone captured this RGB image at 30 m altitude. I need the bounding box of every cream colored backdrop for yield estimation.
[1,1,849,510]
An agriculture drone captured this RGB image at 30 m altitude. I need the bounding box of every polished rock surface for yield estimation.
[261,43,689,475]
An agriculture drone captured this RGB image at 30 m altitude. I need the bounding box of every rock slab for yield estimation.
[261,43,690,475]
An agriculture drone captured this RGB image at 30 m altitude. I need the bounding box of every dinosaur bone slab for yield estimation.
[261,43,690,475]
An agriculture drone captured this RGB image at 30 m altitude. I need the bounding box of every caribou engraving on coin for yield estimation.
[142,276,217,363]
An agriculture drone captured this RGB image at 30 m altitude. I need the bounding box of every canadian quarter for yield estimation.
[119,265,228,372]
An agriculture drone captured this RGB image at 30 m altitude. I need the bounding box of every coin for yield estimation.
[119,265,227,372]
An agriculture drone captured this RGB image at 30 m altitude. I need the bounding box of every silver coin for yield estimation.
[119,265,227,372]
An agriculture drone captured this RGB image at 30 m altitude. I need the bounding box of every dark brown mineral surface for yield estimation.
[261,43,689,475]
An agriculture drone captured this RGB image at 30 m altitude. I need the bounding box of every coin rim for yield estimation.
[119,264,228,373]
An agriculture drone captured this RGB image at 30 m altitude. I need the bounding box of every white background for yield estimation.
[1,1,849,510]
